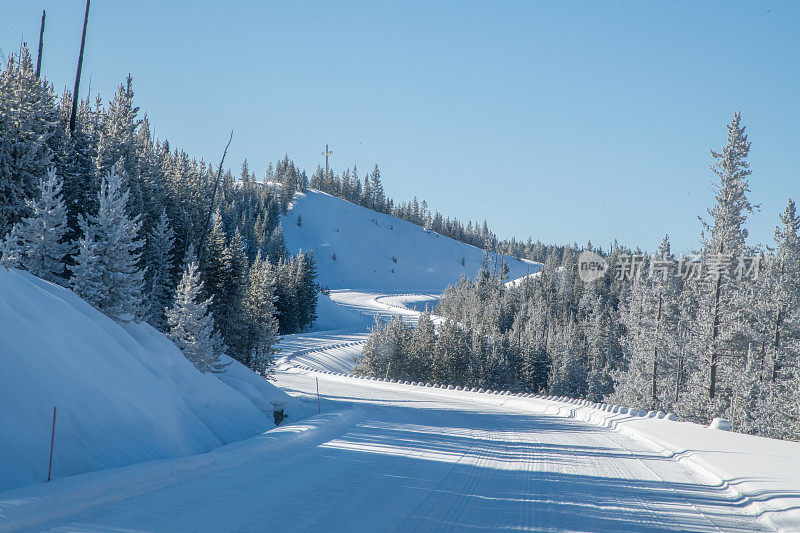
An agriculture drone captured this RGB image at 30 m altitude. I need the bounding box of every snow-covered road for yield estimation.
[274,290,440,373]
[33,369,766,532]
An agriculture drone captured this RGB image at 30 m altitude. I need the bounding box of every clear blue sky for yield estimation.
[3,1,798,253]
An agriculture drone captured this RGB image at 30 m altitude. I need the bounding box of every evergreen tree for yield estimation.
[361,176,372,209]
[242,252,279,376]
[201,210,233,330]
[70,169,144,321]
[741,199,800,437]
[94,75,141,208]
[266,225,287,263]
[0,44,59,234]
[611,236,682,410]
[701,112,756,257]
[370,164,385,212]
[693,112,757,408]
[273,256,299,334]
[0,167,71,283]
[294,249,319,331]
[56,94,98,241]
[167,249,227,373]
[222,227,249,360]
[143,209,176,330]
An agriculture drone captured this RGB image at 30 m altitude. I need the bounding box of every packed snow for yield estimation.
[0,267,312,494]
[11,368,794,532]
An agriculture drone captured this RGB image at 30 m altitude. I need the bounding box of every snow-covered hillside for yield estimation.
[0,268,311,493]
[282,190,540,292]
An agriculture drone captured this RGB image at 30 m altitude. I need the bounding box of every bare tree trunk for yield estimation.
[35,10,45,78]
[674,349,683,403]
[771,257,785,382]
[708,243,724,399]
[651,291,662,410]
[69,0,90,135]
[197,130,234,262]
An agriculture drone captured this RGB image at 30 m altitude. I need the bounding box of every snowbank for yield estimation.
[216,355,316,421]
[0,268,300,493]
[282,190,540,292]
[0,408,363,532]
[506,397,800,531]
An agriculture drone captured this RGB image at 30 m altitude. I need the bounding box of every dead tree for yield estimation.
[35,10,45,78]
[69,0,90,135]
[196,130,234,262]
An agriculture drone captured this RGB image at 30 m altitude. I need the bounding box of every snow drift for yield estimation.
[282,190,540,292]
[0,267,307,493]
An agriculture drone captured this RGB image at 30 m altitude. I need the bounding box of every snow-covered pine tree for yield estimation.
[56,92,98,241]
[201,210,233,333]
[0,90,12,229]
[242,251,279,376]
[693,111,757,408]
[0,167,72,283]
[0,44,59,235]
[143,209,176,330]
[370,164,385,213]
[580,280,617,402]
[221,227,249,360]
[94,75,142,216]
[548,321,588,397]
[610,236,682,411]
[70,169,144,322]
[167,248,227,373]
[740,199,800,438]
[361,175,372,209]
[266,225,287,263]
[406,311,436,379]
[134,114,166,233]
[352,165,362,203]
[341,168,351,203]
[294,249,319,331]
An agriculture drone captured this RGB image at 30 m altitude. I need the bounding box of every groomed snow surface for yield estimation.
[3,191,800,531]
[7,369,796,532]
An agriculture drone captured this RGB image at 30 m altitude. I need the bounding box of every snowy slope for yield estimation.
[0,268,308,493]
[282,190,540,292]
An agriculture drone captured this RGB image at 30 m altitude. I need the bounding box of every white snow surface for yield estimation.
[10,370,797,532]
[0,267,309,494]
[282,189,540,292]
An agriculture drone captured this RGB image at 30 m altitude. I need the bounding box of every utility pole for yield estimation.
[322,144,333,177]
[69,0,90,135]
[35,10,45,78]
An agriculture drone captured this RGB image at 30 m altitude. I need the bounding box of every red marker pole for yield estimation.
[47,406,57,482]
[316,377,321,414]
